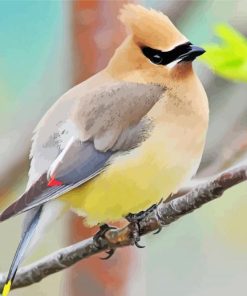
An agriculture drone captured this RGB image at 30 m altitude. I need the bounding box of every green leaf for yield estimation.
[200,24,247,82]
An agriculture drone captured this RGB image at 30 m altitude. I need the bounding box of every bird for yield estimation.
[0,4,208,295]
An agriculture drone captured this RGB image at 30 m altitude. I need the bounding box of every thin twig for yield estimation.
[0,164,246,291]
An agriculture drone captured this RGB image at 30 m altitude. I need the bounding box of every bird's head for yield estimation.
[107,4,205,85]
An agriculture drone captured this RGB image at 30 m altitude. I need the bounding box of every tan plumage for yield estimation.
[1,4,208,295]
[60,5,208,223]
[119,4,186,50]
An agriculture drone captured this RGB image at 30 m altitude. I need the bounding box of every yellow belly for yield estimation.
[61,126,204,225]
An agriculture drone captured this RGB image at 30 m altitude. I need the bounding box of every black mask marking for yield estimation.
[141,42,205,65]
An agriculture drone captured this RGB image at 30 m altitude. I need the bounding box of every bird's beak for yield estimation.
[178,44,206,62]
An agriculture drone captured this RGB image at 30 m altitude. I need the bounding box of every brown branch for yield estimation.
[0,164,246,291]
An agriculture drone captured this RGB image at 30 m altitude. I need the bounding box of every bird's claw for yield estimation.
[100,248,116,260]
[132,223,146,248]
[153,226,162,235]
[126,203,162,247]
[93,224,117,260]
[135,240,145,248]
[128,219,146,249]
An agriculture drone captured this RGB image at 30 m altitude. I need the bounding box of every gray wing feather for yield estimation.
[49,138,112,184]
[0,139,112,221]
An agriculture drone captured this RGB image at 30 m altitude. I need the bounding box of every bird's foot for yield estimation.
[93,224,117,260]
[125,219,145,248]
[125,206,159,249]
[126,202,163,240]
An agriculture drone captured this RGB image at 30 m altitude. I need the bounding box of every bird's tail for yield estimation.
[2,207,42,296]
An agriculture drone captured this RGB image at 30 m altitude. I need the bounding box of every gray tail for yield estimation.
[1,206,42,296]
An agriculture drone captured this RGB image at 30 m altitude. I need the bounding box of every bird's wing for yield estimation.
[72,81,165,151]
[0,82,165,221]
[0,139,112,221]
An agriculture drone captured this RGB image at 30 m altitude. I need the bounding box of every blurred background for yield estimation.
[0,0,247,295]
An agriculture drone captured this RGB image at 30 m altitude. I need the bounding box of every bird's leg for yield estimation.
[126,201,163,241]
[93,224,117,260]
[124,215,145,248]
[125,204,158,248]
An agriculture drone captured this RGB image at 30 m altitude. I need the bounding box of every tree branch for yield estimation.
[0,164,246,291]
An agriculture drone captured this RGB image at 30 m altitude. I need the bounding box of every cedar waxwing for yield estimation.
[1,4,208,295]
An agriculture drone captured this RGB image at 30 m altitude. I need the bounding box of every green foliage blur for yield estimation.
[200,24,247,82]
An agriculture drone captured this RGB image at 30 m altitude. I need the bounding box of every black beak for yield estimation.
[178,44,206,62]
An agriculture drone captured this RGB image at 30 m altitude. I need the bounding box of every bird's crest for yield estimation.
[119,4,186,50]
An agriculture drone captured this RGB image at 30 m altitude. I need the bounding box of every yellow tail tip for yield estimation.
[2,280,12,296]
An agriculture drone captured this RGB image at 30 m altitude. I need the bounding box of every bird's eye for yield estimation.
[141,47,163,65]
[151,54,163,64]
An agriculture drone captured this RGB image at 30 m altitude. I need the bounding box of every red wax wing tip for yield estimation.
[48,176,63,187]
